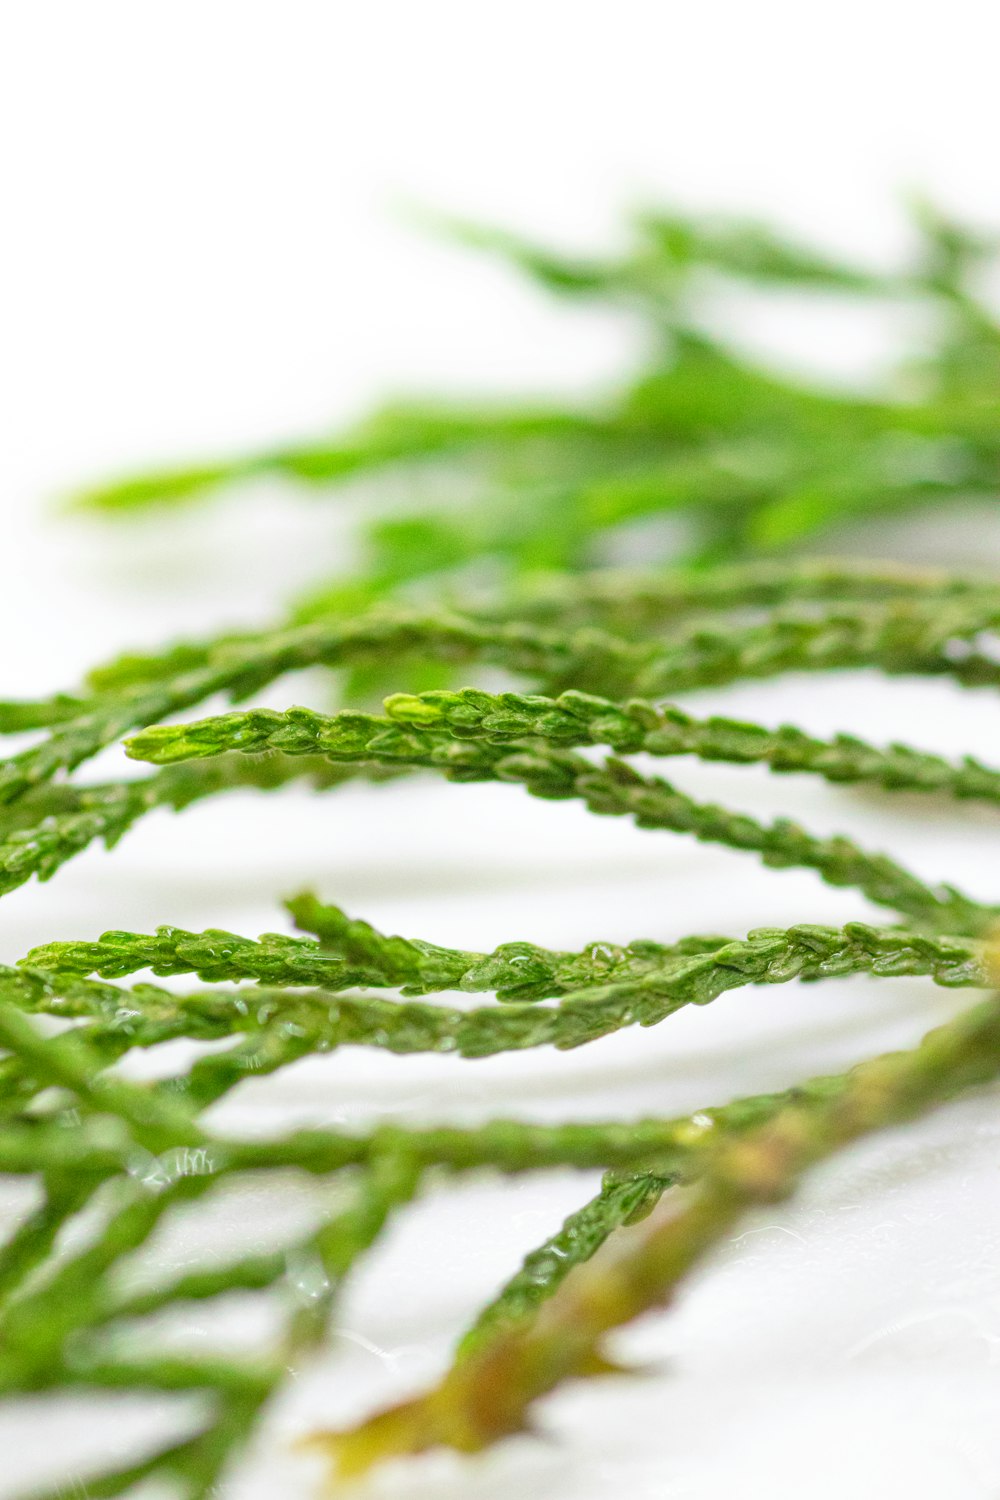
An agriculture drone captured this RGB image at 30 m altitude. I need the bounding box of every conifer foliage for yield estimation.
[4,201,1000,1493]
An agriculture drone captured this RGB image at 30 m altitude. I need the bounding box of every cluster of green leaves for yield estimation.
[75,197,1000,621]
[3,201,1000,1496]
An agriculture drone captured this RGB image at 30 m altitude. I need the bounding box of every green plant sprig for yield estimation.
[0,612,654,807]
[474,557,1000,633]
[12,914,983,1049]
[124,683,1000,807]
[2,598,997,1496]
[5,586,999,908]
[309,984,1000,1478]
[125,707,998,936]
[69,200,1000,588]
[5,1025,957,1500]
[29,557,994,705]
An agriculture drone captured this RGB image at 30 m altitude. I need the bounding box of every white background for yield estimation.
[2,5,1000,1498]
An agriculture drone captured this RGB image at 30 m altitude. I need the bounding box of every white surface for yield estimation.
[3,5,1000,1497]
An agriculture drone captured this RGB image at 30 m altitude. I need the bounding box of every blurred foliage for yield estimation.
[75,197,1000,602]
